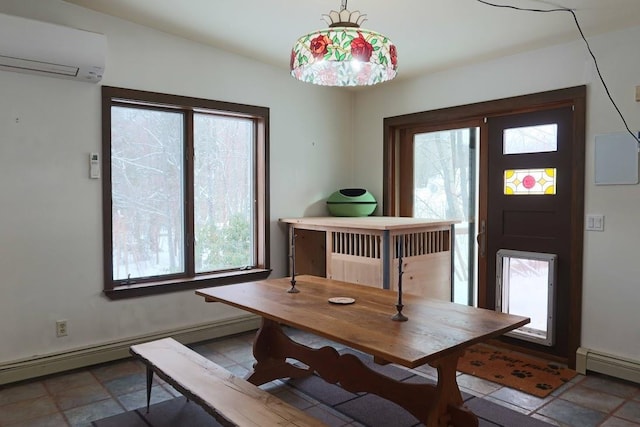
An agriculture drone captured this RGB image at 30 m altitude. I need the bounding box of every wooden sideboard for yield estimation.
[279,217,458,301]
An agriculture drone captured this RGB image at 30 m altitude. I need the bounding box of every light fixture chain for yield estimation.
[340,0,348,12]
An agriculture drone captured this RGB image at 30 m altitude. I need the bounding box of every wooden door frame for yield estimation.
[383,86,586,367]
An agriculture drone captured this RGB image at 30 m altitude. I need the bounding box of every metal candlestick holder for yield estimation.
[288,231,300,293]
[392,235,408,321]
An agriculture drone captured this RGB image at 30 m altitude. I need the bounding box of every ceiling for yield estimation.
[63,0,640,82]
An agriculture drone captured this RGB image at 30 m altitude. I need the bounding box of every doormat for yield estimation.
[457,343,578,397]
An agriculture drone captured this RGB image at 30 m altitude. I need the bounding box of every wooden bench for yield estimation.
[130,337,327,427]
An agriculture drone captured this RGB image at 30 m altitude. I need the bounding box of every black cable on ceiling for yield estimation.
[477,0,640,144]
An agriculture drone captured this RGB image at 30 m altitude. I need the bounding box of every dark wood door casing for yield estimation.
[383,86,586,367]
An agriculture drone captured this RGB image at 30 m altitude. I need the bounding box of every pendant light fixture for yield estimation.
[290,0,397,87]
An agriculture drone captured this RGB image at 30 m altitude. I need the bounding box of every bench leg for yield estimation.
[145,366,153,413]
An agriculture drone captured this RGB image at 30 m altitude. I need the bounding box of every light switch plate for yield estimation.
[585,214,604,231]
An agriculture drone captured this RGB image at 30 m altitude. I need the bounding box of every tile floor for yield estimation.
[1,328,639,427]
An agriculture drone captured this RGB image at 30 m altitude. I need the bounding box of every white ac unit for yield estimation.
[0,13,106,83]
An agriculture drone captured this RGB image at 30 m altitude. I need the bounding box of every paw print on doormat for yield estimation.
[511,369,533,379]
[470,360,484,367]
[536,383,553,391]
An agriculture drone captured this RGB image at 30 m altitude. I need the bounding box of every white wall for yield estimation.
[352,26,640,362]
[0,0,354,363]
[3,0,639,372]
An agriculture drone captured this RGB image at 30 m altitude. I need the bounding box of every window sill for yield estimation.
[103,268,272,300]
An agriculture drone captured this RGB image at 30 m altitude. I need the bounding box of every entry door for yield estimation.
[485,106,574,358]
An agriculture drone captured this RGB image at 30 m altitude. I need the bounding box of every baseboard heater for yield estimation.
[0,315,260,385]
[576,347,640,384]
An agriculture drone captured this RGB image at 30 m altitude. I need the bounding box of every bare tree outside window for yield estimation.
[111,107,185,279]
[413,128,478,305]
[194,114,254,272]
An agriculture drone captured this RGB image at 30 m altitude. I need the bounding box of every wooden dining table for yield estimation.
[196,275,529,427]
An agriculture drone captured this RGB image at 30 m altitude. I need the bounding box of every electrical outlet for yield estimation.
[56,320,68,337]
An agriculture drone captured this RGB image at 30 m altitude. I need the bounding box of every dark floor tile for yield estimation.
[615,400,640,423]
[7,412,70,427]
[580,374,639,399]
[0,395,59,425]
[0,381,47,406]
[489,386,551,411]
[51,382,111,411]
[90,360,142,383]
[537,398,607,427]
[334,393,418,427]
[44,371,99,394]
[270,388,316,410]
[200,336,249,355]
[64,398,125,427]
[303,404,353,426]
[117,384,174,411]
[478,420,501,427]
[223,363,250,378]
[414,363,438,378]
[138,396,224,426]
[91,409,147,427]
[288,375,359,406]
[559,384,625,413]
[466,397,552,427]
[600,416,640,427]
[102,372,148,396]
[339,348,414,382]
[456,373,502,396]
[220,346,255,366]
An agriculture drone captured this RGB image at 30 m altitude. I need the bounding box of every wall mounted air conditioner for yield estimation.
[0,12,106,83]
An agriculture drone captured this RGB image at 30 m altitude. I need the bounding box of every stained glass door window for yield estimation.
[504,168,557,195]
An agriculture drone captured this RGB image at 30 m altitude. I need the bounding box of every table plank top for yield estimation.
[279,216,459,231]
[196,275,529,368]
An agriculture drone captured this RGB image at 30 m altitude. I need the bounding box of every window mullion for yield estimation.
[185,110,195,277]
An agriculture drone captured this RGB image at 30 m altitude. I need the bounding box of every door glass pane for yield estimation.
[111,106,185,280]
[503,124,557,154]
[496,250,556,346]
[414,128,479,305]
[504,168,556,195]
[194,113,254,272]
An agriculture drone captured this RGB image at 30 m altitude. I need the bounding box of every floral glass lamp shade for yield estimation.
[290,1,397,87]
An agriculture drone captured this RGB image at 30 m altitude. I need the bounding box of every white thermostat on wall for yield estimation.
[90,152,100,179]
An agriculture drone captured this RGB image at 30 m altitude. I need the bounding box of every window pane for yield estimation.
[111,106,185,280]
[414,128,478,305]
[504,168,556,195]
[503,124,557,154]
[194,114,254,272]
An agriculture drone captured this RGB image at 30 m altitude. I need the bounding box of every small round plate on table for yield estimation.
[328,297,355,305]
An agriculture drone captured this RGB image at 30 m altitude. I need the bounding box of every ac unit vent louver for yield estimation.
[0,13,106,83]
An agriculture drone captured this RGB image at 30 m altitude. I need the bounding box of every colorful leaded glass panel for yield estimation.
[503,124,558,155]
[504,168,556,195]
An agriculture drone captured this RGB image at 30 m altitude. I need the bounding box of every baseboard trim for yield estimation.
[576,347,640,384]
[0,314,260,385]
